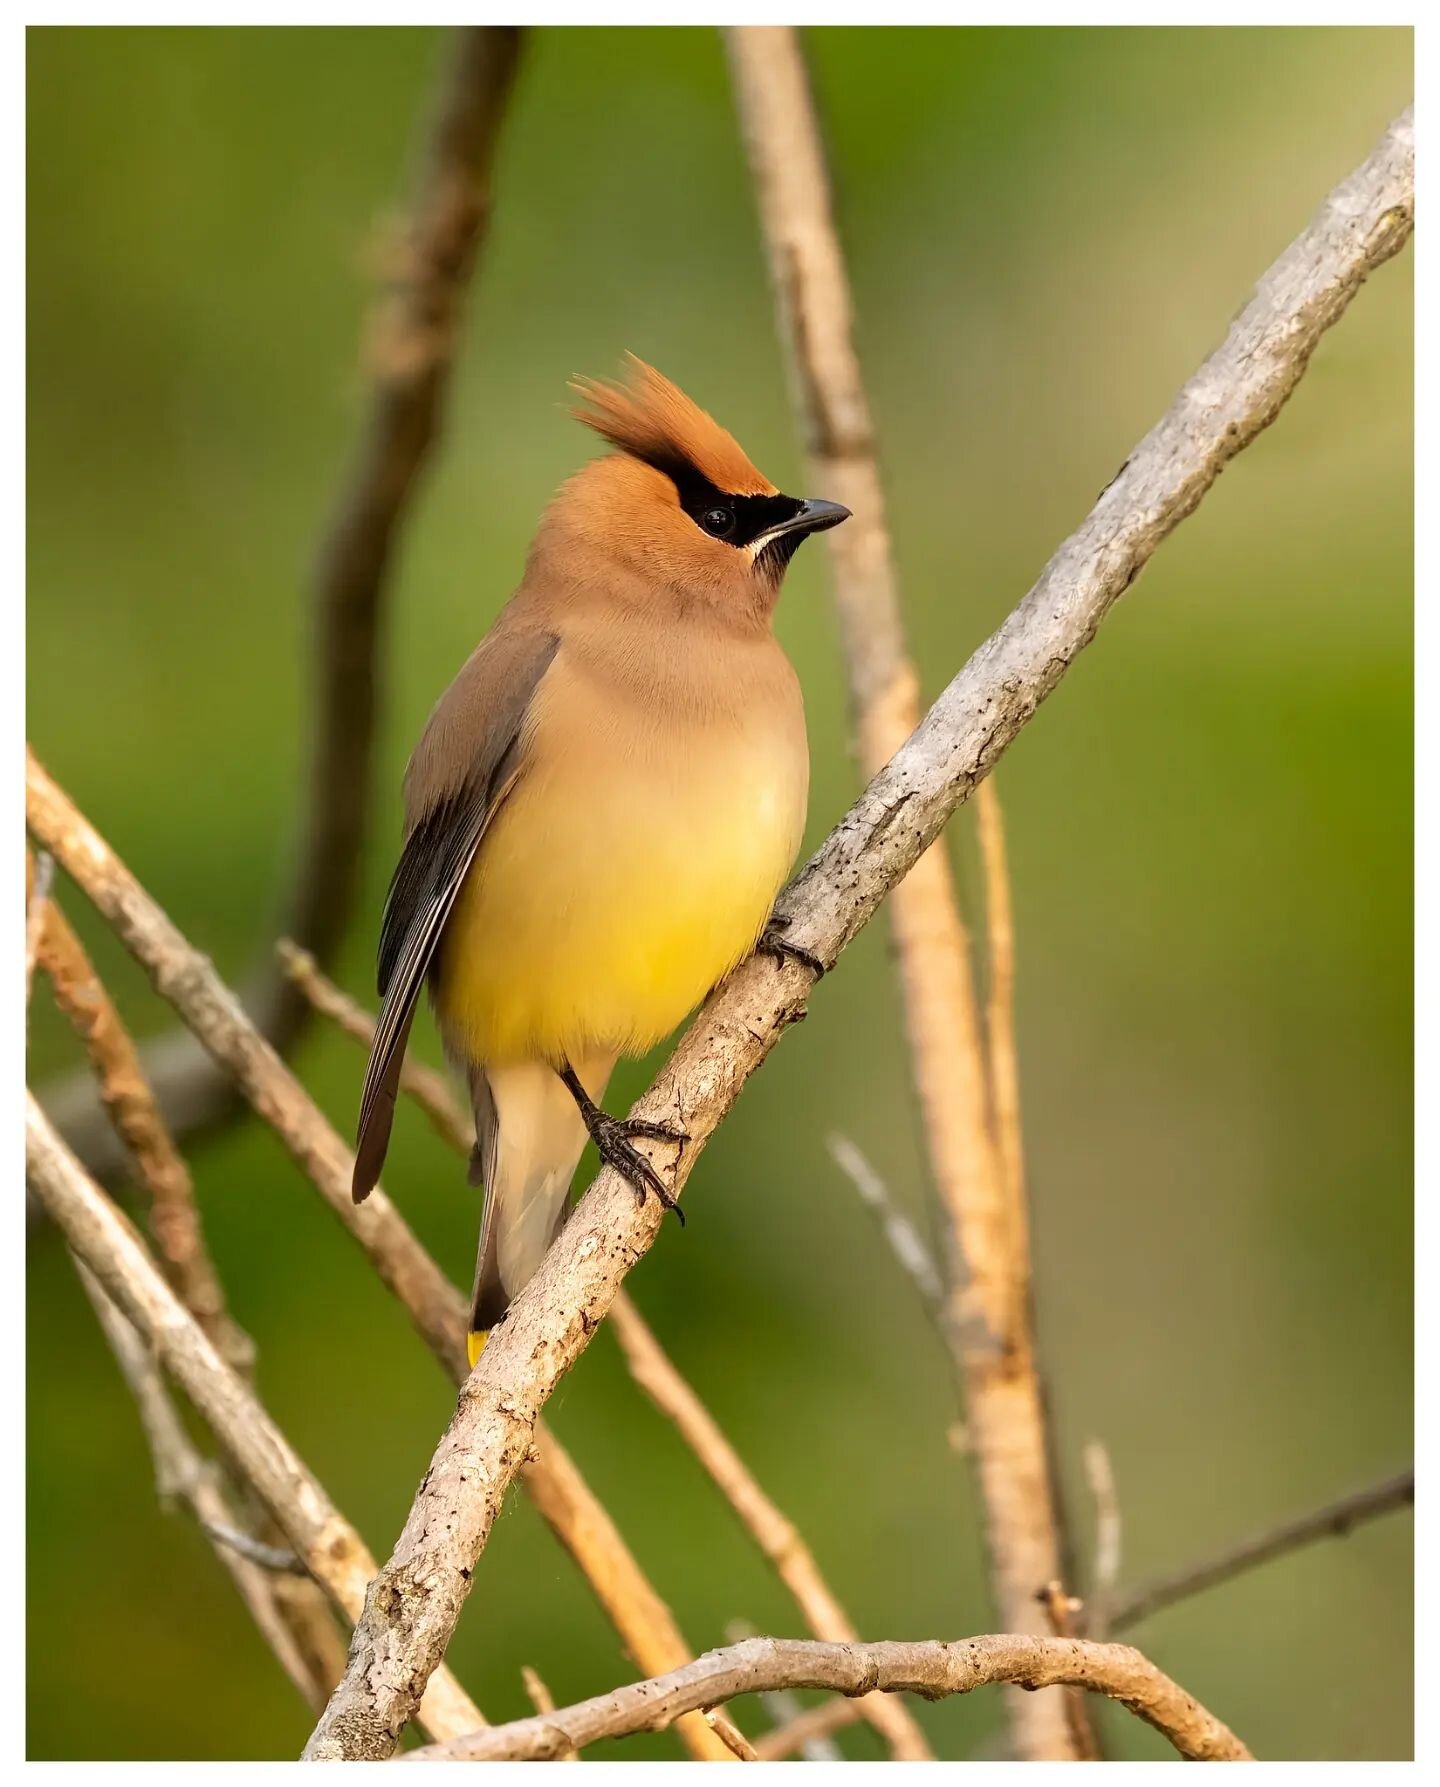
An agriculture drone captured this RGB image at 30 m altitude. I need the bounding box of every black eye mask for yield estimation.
[643,448,806,550]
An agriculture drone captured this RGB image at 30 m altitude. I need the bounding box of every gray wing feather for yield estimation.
[352,628,559,1201]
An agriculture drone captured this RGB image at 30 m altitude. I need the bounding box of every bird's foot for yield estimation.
[758,911,827,979]
[589,1110,688,1226]
[559,1063,688,1225]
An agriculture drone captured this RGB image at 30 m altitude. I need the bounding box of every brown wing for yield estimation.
[352,623,559,1201]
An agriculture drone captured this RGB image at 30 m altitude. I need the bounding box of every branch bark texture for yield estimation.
[284,939,925,1757]
[32,872,254,1378]
[24,757,730,1763]
[609,1296,933,1759]
[405,1633,1251,1762]
[294,104,1411,1759]
[727,24,1087,1755]
[24,1094,485,1747]
[73,1261,335,1711]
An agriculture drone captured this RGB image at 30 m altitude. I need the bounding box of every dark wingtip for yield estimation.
[351,1116,387,1204]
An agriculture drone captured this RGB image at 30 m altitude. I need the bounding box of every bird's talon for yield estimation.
[758,924,827,979]
[590,1113,686,1225]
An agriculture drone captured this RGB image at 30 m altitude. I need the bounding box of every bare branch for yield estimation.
[705,1708,759,1761]
[975,783,1025,1209]
[752,1694,858,1761]
[32,875,254,1378]
[25,1094,486,1748]
[1104,1469,1413,1636]
[72,1260,329,1710]
[278,940,471,1155]
[23,759,730,1764]
[520,1667,578,1760]
[1082,1440,1124,1640]
[198,1522,309,1577]
[405,1633,1251,1762]
[609,1295,932,1759]
[826,1133,944,1313]
[281,943,923,1757]
[34,867,346,1697]
[515,1430,732,1759]
[293,104,1411,1758]
[39,26,524,1171]
[725,25,1090,1756]
[25,849,53,1016]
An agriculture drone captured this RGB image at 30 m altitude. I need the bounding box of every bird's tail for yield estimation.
[465,1053,615,1367]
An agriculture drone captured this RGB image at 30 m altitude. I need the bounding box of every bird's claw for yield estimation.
[758,913,827,979]
[591,1113,688,1226]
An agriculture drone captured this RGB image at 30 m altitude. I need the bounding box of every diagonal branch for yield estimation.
[23,760,730,1763]
[31,866,346,1701]
[295,104,1412,1758]
[281,939,929,1759]
[25,1093,485,1748]
[403,1633,1251,1762]
[31,862,254,1379]
[608,1296,933,1759]
[726,23,1086,1756]
[25,849,54,1018]
[1102,1468,1414,1638]
[39,25,524,1172]
[71,1260,327,1710]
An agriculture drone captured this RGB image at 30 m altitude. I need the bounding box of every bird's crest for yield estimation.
[570,355,775,498]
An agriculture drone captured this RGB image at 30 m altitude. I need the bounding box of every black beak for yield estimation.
[787,497,851,539]
[754,496,852,558]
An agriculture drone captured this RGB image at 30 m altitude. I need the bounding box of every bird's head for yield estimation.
[534,356,849,624]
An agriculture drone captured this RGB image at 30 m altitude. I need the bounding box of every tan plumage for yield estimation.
[353,358,849,1358]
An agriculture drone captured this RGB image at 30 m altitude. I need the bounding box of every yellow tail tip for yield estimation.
[466,1330,489,1370]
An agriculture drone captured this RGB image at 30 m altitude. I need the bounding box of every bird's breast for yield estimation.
[434,643,808,1065]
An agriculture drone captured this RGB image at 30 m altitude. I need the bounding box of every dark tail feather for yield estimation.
[352,1006,416,1203]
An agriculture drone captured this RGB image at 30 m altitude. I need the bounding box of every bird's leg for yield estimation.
[558,1063,689,1226]
[757,909,827,978]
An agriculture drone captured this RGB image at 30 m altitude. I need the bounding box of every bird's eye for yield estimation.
[699,506,735,539]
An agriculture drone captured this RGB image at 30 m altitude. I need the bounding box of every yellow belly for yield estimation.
[434,712,806,1065]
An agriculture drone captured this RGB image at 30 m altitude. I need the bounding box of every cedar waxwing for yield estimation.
[352,357,849,1365]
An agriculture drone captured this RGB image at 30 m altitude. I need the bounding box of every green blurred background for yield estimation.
[26,25,1412,1763]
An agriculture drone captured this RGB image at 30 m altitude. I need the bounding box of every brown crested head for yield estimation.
[531,356,849,622]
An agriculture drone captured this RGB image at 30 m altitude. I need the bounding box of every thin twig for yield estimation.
[31,867,254,1378]
[705,1709,759,1761]
[724,1620,855,1760]
[25,1094,486,1749]
[609,1296,933,1759]
[39,26,524,1172]
[404,1633,1251,1762]
[975,785,1025,1208]
[826,1133,944,1313]
[280,943,926,1759]
[1082,1440,1124,1640]
[32,866,344,1697]
[1104,1469,1414,1636]
[24,760,729,1765]
[727,24,1088,1755]
[72,1260,327,1711]
[198,1521,309,1576]
[752,1694,859,1761]
[521,1666,578,1760]
[25,848,53,1016]
[278,940,471,1154]
[294,105,1412,1759]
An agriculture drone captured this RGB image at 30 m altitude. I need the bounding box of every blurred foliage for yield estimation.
[27,24,1411,1762]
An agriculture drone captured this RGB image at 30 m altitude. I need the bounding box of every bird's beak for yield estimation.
[754,497,852,554]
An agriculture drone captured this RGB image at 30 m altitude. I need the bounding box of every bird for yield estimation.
[351,356,849,1367]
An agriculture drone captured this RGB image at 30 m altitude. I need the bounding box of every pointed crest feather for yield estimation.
[570,355,775,497]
